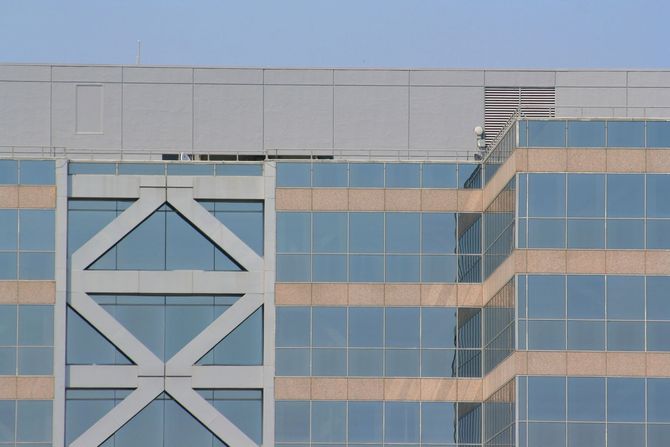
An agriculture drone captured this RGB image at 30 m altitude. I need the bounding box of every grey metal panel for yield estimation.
[555,106,585,117]
[0,81,51,146]
[264,85,333,149]
[122,66,193,83]
[334,85,408,149]
[51,66,122,83]
[555,71,627,87]
[334,69,409,85]
[628,87,670,107]
[409,86,483,150]
[193,68,263,84]
[0,64,50,81]
[264,69,333,85]
[645,107,670,118]
[484,70,556,87]
[580,107,617,118]
[556,87,627,107]
[51,82,123,149]
[122,83,193,150]
[628,71,670,87]
[410,70,484,86]
[193,84,263,150]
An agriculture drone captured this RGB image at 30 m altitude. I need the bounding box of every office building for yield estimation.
[2,64,670,446]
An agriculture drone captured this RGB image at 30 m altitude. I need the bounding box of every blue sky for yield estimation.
[1,0,669,68]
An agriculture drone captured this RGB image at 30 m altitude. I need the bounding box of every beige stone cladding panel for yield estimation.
[348,378,384,400]
[384,189,421,211]
[420,284,458,307]
[420,379,458,401]
[275,283,312,305]
[348,189,384,211]
[482,353,520,399]
[606,251,645,274]
[567,352,607,376]
[458,284,483,307]
[526,149,567,172]
[0,377,17,399]
[384,284,420,306]
[457,190,482,212]
[0,281,19,304]
[312,189,348,211]
[275,188,311,210]
[311,284,347,306]
[384,378,421,400]
[646,252,670,275]
[348,284,384,306]
[0,186,18,208]
[18,281,55,304]
[606,149,645,172]
[567,149,606,172]
[647,353,670,376]
[16,377,54,399]
[524,250,567,273]
[420,190,458,211]
[606,352,646,376]
[646,150,670,172]
[566,251,606,274]
[457,379,482,401]
[527,352,567,375]
[275,378,311,400]
[18,186,56,208]
[311,378,347,400]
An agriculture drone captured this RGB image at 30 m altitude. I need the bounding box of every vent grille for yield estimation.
[484,87,555,145]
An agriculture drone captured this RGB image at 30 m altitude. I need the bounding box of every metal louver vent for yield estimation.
[484,87,555,145]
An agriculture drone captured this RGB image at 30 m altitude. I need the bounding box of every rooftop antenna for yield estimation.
[135,40,142,65]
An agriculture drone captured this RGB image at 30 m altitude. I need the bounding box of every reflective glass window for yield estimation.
[527,275,565,318]
[385,308,419,348]
[648,424,670,447]
[567,174,605,217]
[312,401,346,442]
[527,219,565,248]
[422,402,456,443]
[385,349,420,376]
[276,307,310,347]
[312,307,346,347]
[527,377,565,420]
[0,400,14,442]
[647,277,670,320]
[385,255,420,282]
[567,120,605,147]
[421,255,457,283]
[19,210,55,251]
[567,219,604,249]
[528,174,565,217]
[607,378,645,422]
[528,423,565,447]
[422,163,457,188]
[312,254,347,282]
[275,348,309,376]
[567,321,605,350]
[567,275,605,319]
[16,400,52,442]
[276,401,310,442]
[349,307,383,347]
[607,174,644,217]
[18,305,53,345]
[527,320,565,350]
[118,163,166,175]
[459,163,482,188]
[647,219,670,249]
[276,254,310,282]
[19,252,54,280]
[384,402,419,443]
[312,163,347,187]
[348,401,383,442]
[276,163,311,187]
[422,308,457,348]
[528,120,565,147]
[349,163,384,187]
[312,348,346,375]
[607,276,644,319]
[647,174,670,217]
[567,377,605,421]
[20,160,55,184]
[277,213,310,253]
[215,163,262,176]
[647,121,670,147]
[607,219,644,249]
[69,162,115,175]
[608,321,645,351]
[348,255,384,282]
[422,213,456,253]
[313,212,347,253]
[349,213,384,253]
[348,349,383,376]
[386,163,420,188]
[386,213,420,253]
[166,163,215,176]
[0,210,17,250]
[0,160,18,184]
[648,379,670,422]
[607,121,645,147]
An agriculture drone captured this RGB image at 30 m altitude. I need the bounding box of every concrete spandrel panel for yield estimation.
[123,83,193,150]
[193,68,263,85]
[628,72,670,88]
[410,70,484,86]
[193,84,263,151]
[52,66,122,83]
[555,71,627,87]
[556,87,627,107]
[484,70,556,87]
[628,88,670,108]
[334,85,408,149]
[264,69,333,85]
[0,65,50,82]
[334,69,409,85]
[0,81,50,146]
[122,66,193,83]
[410,86,484,150]
[264,85,333,149]
[51,82,123,149]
